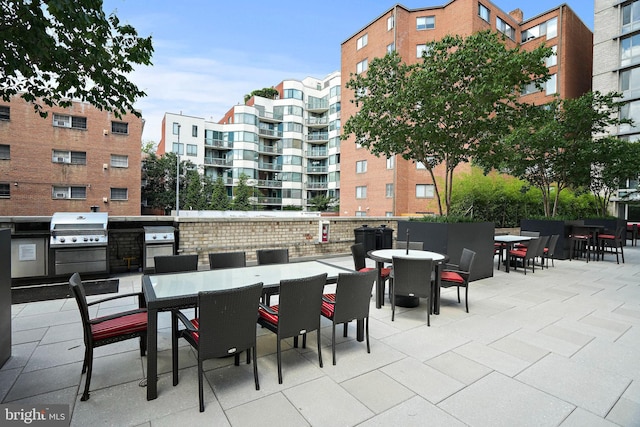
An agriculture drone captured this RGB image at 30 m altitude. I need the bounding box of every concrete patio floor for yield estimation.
[2,248,640,426]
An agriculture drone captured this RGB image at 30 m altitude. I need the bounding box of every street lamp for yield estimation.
[175,124,181,217]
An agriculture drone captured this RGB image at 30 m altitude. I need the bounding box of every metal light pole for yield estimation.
[175,124,181,217]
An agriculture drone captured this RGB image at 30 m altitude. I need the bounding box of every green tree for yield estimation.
[183,168,204,211]
[232,174,253,211]
[142,152,195,213]
[483,92,630,217]
[342,30,551,215]
[208,175,231,210]
[244,87,279,103]
[309,194,336,211]
[1,0,153,118]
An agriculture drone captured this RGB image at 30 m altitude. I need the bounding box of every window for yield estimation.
[621,33,640,67]
[111,188,128,200]
[0,106,9,121]
[52,150,86,165]
[621,67,640,98]
[416,184,435,198]
[620,100,640,133]
[623,1,640,34]
[356,59,368,74]
[416,162,427,170]
[357,33,368,50]
[387,15,394,30]
[417,44,429,58]
[522,17,558,42]
[520,81,539,95]
[386,156,394,169]
[283,89,303,100]
[356,186,367,199]
[479,3,490,22]
[546,74,557,95]
[52,114,87,129]
[173,122,181,135]
[186,144,197,156]
[53,186,86,199]
[356,160,367,173]
[496,17,515,40]
[386,183,394,198]
[0,144,9,160]
[172,142,184,155]
[546,45,557,67]
[387,42,395,53]
[416,16,435,30]
[111,121,128,134]
[110,154,128,168]
[0,183,9,198]
[356,211,367,217]
[192,125,198,137]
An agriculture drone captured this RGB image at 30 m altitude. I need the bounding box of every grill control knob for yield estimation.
[163,234,167,239]
[152,235,157,239]
[84,237,89,242]
[60,237,65,243]
[72,237,77,242]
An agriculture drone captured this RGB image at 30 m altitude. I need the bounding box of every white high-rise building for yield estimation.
[158,72,340,210]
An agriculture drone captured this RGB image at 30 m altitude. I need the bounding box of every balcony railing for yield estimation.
[257,179,282,188]
[306,182,328,189]
[259,128,283,138]
[204,157,229,166]
[306,149,328,157]
[306,133,329,141]
[306,166,328,173]
[256,196,282,204]
[257,110,283,122]
[205,139,233,149]
[258,161,283,171]
[306,100,329,111]
[258,144,283,154]
[306,117,329,126]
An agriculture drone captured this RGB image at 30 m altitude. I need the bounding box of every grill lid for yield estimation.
[50,212,109,247]
[144,226,175,243]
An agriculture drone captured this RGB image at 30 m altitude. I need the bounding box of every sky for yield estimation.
[101,0,595,144]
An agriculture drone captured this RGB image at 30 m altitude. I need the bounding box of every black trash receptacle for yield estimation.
[376,225,394,249]
[354,225,377,253]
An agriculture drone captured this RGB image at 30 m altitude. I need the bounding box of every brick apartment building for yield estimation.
[0,97,143,216]
[157,72,341,211]
[340,0,593,217]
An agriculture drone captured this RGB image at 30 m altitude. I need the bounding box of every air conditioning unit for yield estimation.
[56,157,65,163]
[54,120,70,127]
[55,193,66,198]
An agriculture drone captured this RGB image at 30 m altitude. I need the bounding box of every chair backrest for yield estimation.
[197,282,263,359]
[391,256,433,299]
[396,241,424,250]
[350,243,368,271]
[535,235,549,258]
[69,272,92,346]
[275,273,327,339]
[546,234,560,256]
[332,270,376,325]
[523,238,541,261]
[521,230,540,238]
[154,254,199,273]
[458,248,476,274]
[256,249,289,265]
[208,251,246,270]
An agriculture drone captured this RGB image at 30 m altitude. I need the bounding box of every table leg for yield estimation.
[375,260,384,309]
[505,243,512,273]
[434,263,442,315]
[356,319,364,342]
[146,308,158,400]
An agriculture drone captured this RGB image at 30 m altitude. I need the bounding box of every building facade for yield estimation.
[594,0,640,218]
[157,72,341,211]
[340,1,593,217]
[0,97,143,216]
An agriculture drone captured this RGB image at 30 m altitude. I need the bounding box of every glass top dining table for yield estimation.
[142,260,352,401]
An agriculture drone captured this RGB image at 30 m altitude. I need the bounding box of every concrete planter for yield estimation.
[397,221,495,281]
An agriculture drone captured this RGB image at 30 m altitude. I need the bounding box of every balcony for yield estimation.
[306,166,328,174]
[204,157,231,167]
[258,144,283,155]
[307,132,329,142]
[257,179,283,188]
[306,148,328,158]
[306,100,329,112]
[256,196,282,204]
[258,161,283,171]
[258,128,283,139]
[257,111,283,122]
[306,117,329,127]
[306,182,328,189]
[205,139,233,149]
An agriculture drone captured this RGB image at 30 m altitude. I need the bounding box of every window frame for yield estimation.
[52,185,86,199]
[356,33,368,50]
[356,59,368,74]
[0,144,9,160]
[416,16,435,30]
[356,160,367,173]
[110,154,129,168]
[386,183,394,198]
[52,150,86,165]
[0,106,9,121]
[53,114,87,130]
[416,184,435,198]
[111,121,129,135]
[186,144,198,156]
[0,183,9,198]
[479,3,490,23]
[110,188,128,201]
[355,186,367,199]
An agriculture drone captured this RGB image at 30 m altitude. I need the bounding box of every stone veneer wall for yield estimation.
[176,217,398,267]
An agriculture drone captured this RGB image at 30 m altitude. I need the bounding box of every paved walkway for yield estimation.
[2,248,640,426]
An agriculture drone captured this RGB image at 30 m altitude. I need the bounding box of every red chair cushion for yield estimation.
[91,311,147,341]
[441,271,464,284]
[258,304,279,326]
[321,293,335,318]
[509,249,527,257]
[599,234,615,240]
[359,267,390,278]
[188,318,200,343]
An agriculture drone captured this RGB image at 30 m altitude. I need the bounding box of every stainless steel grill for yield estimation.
[50,212,109,275]
[143,226,176,272]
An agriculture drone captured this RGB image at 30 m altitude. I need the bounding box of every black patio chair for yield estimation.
[598,225,625,264]
[544,234,560,267]
[256,248,289,305]
[257,273,327,384]
[396,241,424,250]
[208,251,246,270]
[389,256,433,324]
[172,282,263,412]
[69,272,147,401]
[321,270,376,365]
[440,248,476,313]
[508,238,541,274]
[154,254,199,273]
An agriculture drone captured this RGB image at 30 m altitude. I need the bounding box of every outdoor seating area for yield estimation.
[2,247,640,425]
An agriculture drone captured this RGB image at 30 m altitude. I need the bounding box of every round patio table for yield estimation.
[368,249,448,314]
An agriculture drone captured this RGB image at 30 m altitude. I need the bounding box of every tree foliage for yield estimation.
[244,87,279,103]
[342,30,551,215]
[480,91,631,217]
[308,194,336,212]
[1,0,153,117]
[232,174,254,211]
[142,152,196,214]
[208,176,231,210]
